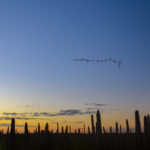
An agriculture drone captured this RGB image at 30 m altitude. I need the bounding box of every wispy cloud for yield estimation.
[76,121,84,124]
[25,105,35,108]
[0,117,37,120]
[3,112,32,116]
[17,104,40,109]
[31,109,86,117]
[0,123,36,128]
[83,110,96,114]
[40,109,96,116]
[2,109,96,119]
[55,109,82,116]
[86,107,102,110]
[3,112,18,116]
[85,103,108,107]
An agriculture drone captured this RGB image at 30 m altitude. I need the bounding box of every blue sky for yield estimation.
[0,0,150,129]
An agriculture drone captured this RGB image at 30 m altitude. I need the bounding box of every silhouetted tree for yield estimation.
[45,123,49,134]
[10,118,15,135]
[147,114,150,135]
[103,127,106,134]
[61,126,64,134]
[38,123,40,134]
[126,119,130,134]
[120,125,122,134]
[84,124,85,134]
[144,116,148,136]
[65,126,68,134]
[57,122,59,133]
[7,126,9,135]
[35,128,37,133]
[116,122,118,133]
[110,126,112,133]
[88,126,90,134]
[91,114,95,134]
[69,126,71,134]
[96,110,102,135]
[78,128,80,134]
[24,122,28,135]
[135,110,141,133]
[10,118,16,150]
[75,130,77,134]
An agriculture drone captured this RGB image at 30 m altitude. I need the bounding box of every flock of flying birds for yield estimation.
[73,58,122,68]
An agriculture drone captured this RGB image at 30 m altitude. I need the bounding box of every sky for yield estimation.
[0,0,150,133]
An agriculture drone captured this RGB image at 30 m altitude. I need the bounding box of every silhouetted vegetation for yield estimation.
[0,110,150,150]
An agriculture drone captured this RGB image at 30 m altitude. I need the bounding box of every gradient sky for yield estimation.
[0,0,150,133]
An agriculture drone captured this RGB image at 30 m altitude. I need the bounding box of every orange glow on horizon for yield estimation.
[0,110,147,134]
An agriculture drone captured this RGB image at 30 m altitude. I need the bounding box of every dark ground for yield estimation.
[0,133,150,150]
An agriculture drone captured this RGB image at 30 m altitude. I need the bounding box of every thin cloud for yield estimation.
[86,107,102,110]
[0,117,37,120]
[32,112,41,116]
[3,112,32,116]
[56,109,82,116]
[3,112,18,116]
[15,117,37,120]
[85,103,108,107]
[0,123,36,128]
[2,109,97,119]
[84,110,97,114]
[76,121,84,124]
[33,109,83,117]
[25,105,35,108]
[17,104,40,109]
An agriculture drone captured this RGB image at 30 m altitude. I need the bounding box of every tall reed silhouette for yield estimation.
[91,114,95,134]
[135,110,141,134]
[96,110,102,135]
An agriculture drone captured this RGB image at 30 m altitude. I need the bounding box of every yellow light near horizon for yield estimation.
[0,109,147,134]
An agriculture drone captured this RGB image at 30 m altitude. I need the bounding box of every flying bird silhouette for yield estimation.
[73,58,122,68]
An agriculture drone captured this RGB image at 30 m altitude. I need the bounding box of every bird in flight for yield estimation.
[73,58,122,68]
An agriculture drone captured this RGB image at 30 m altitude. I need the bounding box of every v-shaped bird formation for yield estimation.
[73,58,122,68]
